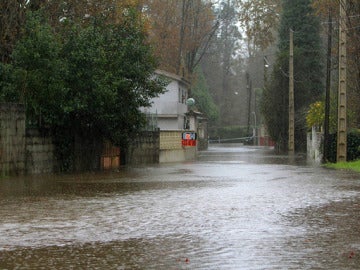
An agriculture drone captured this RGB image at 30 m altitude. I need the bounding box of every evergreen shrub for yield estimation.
[326,130,360,162]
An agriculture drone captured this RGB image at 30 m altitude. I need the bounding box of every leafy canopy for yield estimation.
[191,67,219,122]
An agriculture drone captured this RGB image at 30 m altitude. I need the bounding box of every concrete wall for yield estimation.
[26,129,55,174]
[0,104,55,175]
[126,131,160,165]
[307,127,323,164]
[0,103,26,175]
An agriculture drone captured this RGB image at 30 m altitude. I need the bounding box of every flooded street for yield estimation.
[1,144,360,269]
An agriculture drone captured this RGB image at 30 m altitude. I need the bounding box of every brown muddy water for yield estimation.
[0,144,360,269]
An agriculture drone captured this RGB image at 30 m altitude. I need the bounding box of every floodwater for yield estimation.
[0,144,360,269]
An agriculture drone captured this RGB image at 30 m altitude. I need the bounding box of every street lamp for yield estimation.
[264,56,270,68]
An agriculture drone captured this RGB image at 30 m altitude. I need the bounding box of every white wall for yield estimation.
[307,126,323,164]
[142,70,189,131]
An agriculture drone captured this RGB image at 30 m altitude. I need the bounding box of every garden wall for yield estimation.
[25,129,56,174]
[126,131,160,165]
[0,103,26,175]
[0,104,56,175]
[307,127,323,164]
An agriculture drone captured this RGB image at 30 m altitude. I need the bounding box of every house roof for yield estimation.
[186,110,207,121]
[155,69,190,87]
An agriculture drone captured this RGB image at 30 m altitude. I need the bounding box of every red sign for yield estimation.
[182,132,197,147]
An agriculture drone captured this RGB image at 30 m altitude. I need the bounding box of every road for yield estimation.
[0,144,360,269]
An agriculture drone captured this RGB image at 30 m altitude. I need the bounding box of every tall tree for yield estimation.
[218,0,242,126]
[236,0,281,56]
[201,0,246,130]
[191,67,219,122]
[147,0,218,79]
[261,0,323,152]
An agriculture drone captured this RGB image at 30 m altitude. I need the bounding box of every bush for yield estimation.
[325,130,360,162]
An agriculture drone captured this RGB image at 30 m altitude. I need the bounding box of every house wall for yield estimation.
[157,117,179,130]
[144,70,189,131]
[151,81,179,114]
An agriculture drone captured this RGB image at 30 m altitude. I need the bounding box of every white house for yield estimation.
[143,69,190,130]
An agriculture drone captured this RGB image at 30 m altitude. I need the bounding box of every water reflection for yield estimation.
[0,144,360,269]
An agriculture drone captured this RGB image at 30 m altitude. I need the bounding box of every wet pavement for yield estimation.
[0,144,360,269]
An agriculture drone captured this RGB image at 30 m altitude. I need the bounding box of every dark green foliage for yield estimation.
[61,14,164,148]
[9,12,67,127]
[191,67,219,123]
[0,10,165,171]
[261,0,323,152]
[347,131,360,161]
[325,131,360,162]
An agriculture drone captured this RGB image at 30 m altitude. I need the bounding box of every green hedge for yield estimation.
[326,130,360,162]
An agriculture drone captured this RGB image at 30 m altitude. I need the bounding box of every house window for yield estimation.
[179,87,186,104]
[184,116,190,129]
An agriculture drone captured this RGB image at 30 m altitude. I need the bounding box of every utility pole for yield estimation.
[246,72,252,136]
[323,9,332,163]
[337,0,347,162]
[288,29,295,154]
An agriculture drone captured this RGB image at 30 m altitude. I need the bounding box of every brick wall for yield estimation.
[160,130,182,150]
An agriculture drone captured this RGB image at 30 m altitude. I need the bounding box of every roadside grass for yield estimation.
[325,159,360,173]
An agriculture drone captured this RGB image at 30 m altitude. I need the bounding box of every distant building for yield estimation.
[140,70,209,163]
[143,69,190,131]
